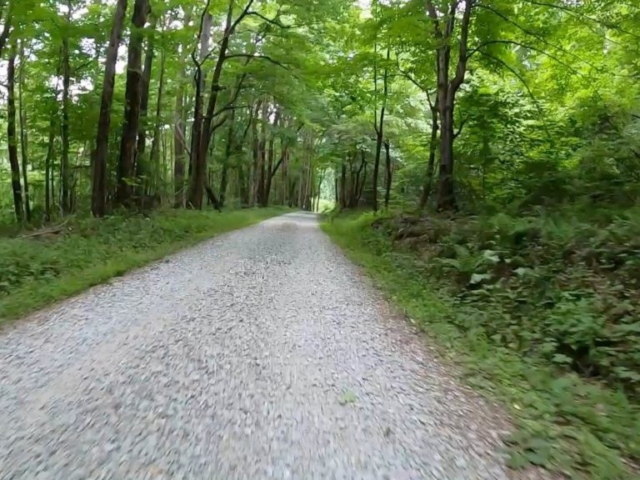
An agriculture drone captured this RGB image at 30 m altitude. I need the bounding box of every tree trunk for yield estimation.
[173,12,190,208]
[92,0,128,217]
[419,101,439,209]
[383,140,392,209]
[0,0,12,59]
[427,0,473,211]
[187,10,211,209]
[372,46,390,212]
[135,15,156,190]
[149,48,165,193]
[263,109,280,207]
[18,40,31,222]
[255,102,268,207]
[340,163,347,209]
[219,108,235,208]
[189,0,255,209]
[44,113,56,221]
[117,0,149,206]
[249,101,261,206]
[61,0,72,213]
[7,40,23,223]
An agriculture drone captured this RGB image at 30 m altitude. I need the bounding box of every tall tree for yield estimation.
[7,38,23,222]
[117,0,150,205]
[92,0,128,217]
[61,0,72,214]
[426,0,473,211]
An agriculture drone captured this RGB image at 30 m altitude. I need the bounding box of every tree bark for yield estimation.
[384,140,392,209]
[426,0,473,211]
[187,6,212,208]
[92,0,128,217]
[372,46,390,212]
[0,0,12,58]
[44,113,56,221]
[149,48,165,193]
[18,40,31,222]
[117,0,149,206]
[61,0,72,213]
[263,109,281,207]
[419,99,439,209]
[7,40,23,222]
[135,15,156,190]
[173,13,191,208]
[219,108,235,208]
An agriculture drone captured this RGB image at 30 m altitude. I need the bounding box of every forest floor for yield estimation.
[0,207,287,321]
[0,212,548,479]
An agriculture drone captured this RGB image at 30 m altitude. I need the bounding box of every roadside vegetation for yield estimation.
[323,211,640,479]
[0,208,286,321]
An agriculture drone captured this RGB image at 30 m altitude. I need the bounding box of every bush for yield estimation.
[323,211,640,478]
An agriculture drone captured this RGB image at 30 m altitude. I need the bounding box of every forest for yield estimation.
[1,0,639,478]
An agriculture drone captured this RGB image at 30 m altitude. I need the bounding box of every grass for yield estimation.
[322,211,640,480]
[0,207,288,321]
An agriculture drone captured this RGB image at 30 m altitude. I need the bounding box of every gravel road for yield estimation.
[0,212,520,479]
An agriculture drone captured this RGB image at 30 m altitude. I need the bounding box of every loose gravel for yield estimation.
[1,212,526,479]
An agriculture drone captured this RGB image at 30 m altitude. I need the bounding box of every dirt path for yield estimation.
[0,212,521,479]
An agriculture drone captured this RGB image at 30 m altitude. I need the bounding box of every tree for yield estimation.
[7,38,23,222]
[117,0,149,205]
[92,0,128,217]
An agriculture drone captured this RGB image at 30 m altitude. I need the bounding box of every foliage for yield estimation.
[2,0,640,475]
[0,207,286,320]
[323,212,640,479]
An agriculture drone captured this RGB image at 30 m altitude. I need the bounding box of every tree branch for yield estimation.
[246,10,290,29]
[468,39,583,75]
[476,4,607,74]
[0,0,12,57]
[230,0,256,34]
[523,0,640,40]
[453,117,467,139]
[224,53,289,70]
[425,0,443,39]
[451,0,474,92]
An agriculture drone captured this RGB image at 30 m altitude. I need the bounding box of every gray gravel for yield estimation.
[0,212,523,479]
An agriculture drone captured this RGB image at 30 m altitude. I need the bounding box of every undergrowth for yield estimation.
[322,210,640,479]
[0,207,287,321]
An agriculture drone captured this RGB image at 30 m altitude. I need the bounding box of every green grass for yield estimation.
[322,212,640,480]
[0,207,288,321]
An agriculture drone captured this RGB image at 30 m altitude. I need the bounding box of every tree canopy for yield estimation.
[0,0,638,220]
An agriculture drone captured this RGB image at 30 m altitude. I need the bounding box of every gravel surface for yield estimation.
[0,212,524,479]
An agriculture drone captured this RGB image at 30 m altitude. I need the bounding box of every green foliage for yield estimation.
[323,212,640,479]
[0,208,287,321]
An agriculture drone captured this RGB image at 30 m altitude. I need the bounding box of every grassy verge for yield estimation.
[322,212,639,480]
[0,207,287,321]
